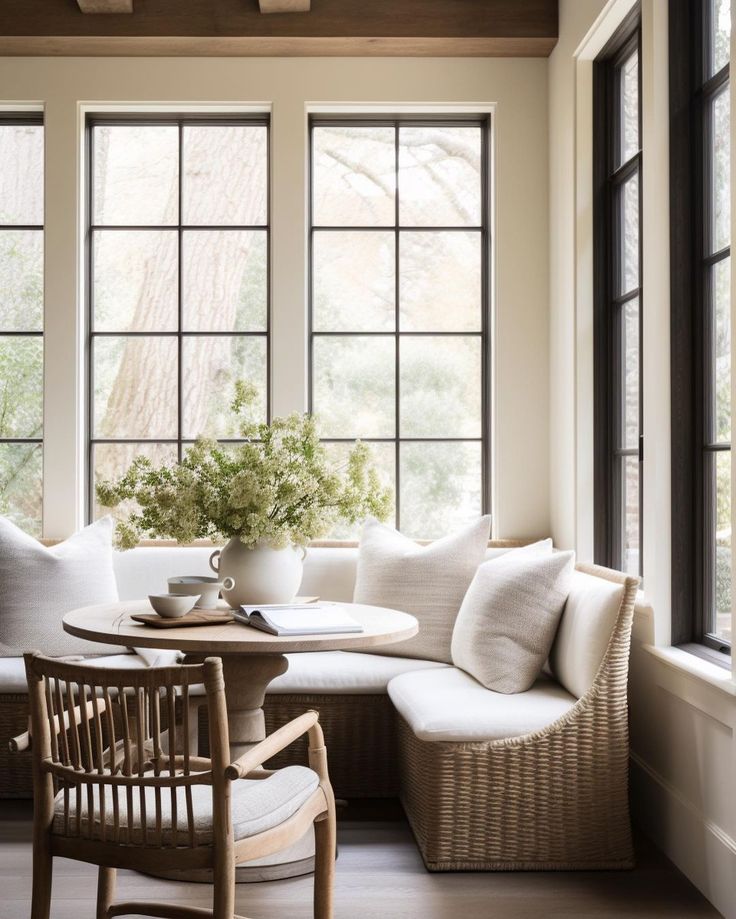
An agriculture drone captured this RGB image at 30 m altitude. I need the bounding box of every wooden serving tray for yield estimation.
[131,610,234,628]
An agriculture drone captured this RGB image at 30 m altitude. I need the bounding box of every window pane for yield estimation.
[713,449,732,643]
[182,336,266,438]
[713,258,731,443]
[400,441,482,539]
[621,454,640,576]
[0,442,42,536]
[312,336,395,438]
[400,336,482,438]
[93,336,178,439]
[710,0,732,76]
[182,125,267,227]
[618,51,639,166]
[321,441,396,536]
[399,126,481,227]
[399,231,481,332]
[312,126,395,227]
[93,230,178,332]
[93,441,178,522]
[182,230,267,332]
[93,125,179,226]
[313,231,395,332]
[0,123,43,226]
[622,296,640,449]
[711,87,731,254]
[0,230,43,331]
[618,174,639,295]
[0,336,43,438]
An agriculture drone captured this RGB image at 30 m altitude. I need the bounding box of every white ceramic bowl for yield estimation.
[148,593,200,619]
[168,576,234,609]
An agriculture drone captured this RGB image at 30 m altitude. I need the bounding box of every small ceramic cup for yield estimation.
[148,593,199,619]
[167,575,235,610]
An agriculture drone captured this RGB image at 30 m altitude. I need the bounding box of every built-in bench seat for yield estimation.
[1,543,639,873]
[388,669,576,742]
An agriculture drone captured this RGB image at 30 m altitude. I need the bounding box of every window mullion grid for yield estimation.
[177,122,184,463]
[87,115,271,516]
[0,117,45,532]
[700,46,730,645]
[309,117,489,535]
[608,40,642,577]
[394,123,401,531]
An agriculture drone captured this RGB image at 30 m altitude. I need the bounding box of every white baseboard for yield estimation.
[630,753,735,919]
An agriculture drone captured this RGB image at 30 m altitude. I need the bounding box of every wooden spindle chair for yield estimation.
[14,652,336,919]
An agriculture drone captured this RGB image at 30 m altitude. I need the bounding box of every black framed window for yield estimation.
[670,0,732,653]
[308,116,491,538]
[594,15,643,577]
[87,115,270,519]
[0,114,44,536]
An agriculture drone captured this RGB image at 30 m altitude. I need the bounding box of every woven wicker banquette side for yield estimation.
[395,563,639,871]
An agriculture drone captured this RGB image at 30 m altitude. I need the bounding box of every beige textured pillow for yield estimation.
[0,516,120,657]
[353,516,491,663]
[451,549,575,693]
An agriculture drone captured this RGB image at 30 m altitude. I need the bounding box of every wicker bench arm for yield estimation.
[225,710,321,781]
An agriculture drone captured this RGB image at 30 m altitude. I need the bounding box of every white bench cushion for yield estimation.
[550,568,626,699]
[0,653,150,694]
[388,667,577,742]
[266,651,448,695]
[53,764,318,845]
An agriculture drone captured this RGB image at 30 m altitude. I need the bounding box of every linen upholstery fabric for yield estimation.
[0,652,150,693]
[52,765,318,845]
[352,516,491,663]
[187,650,449,697]
[451,549,575,693]
[387,667,576,742]
[0,516,120,657]
[549,568,627,698]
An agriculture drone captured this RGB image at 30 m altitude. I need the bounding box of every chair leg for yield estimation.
[313,807,336,919]
[212,845,235,919]
[96,866,117,919]
[30,846,53,919]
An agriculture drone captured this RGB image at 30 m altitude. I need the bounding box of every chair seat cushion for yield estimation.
[387,666,577,742]
[0,653,150,694]
[52,765,319,845]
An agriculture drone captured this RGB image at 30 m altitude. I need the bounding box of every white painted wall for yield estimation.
[550,2,736,915]
[0,55,550,542]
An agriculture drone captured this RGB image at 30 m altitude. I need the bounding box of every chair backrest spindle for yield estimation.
[22,653,227,855]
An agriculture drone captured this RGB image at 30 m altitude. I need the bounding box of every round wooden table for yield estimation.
[63,600,417,882]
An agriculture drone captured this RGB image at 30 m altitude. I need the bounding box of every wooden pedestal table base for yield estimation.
[62,598,418,884]
[160,653,316,883]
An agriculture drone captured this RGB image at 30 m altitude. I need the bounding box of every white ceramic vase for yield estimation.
[209,538,306,607]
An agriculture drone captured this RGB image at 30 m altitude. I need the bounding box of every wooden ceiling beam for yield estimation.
[77,0,133,12]
[0,0,558,56]
[259,0,311,12]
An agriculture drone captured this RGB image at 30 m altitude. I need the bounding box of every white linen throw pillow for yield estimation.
[352,515,491,663]
[0,516,120,657]
[451,548,575,693]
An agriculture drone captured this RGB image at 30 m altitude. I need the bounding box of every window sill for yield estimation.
[643,643,735,695]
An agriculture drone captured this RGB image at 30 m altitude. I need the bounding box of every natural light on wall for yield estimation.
[0,116,44,537]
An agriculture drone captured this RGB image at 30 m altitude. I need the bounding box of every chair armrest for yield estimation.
[225,710,321,781]
[9,698,109,755]
[9,729,30,753]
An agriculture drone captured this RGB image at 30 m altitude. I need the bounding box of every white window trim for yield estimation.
[39,97,499,539]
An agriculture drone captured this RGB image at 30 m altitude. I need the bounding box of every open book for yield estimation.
[233,603,364,636]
